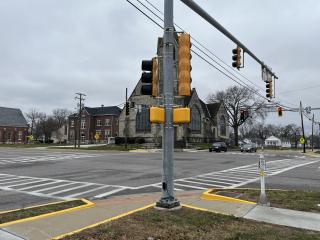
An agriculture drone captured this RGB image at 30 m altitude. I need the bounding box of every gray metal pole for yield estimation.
[180,0,277,79]
[312,114,314,152]
[156,0,180,209]
[125,88,128,150]
[78,96,82,149]
[300,101,306,153]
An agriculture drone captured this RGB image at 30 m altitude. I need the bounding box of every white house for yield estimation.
[265,136,281,147]
[265,136,291,148]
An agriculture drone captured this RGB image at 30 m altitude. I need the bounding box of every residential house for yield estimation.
[68,106,121,143]
[0,107,28,144]
[265,136,291,148]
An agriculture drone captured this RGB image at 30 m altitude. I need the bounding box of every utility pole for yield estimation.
[300,101,306,153]
[125,88,128,150]
[156,0,180,209]
[75,93,86,149]
[312,114,314,152]
[74,114,77,149]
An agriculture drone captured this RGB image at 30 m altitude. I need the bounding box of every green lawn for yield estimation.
[0,200,86,225]
[213,189,320,213]
[61,207,320,240]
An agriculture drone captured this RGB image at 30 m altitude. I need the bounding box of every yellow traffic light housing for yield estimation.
[150,106,164,124]
[178,33,191,96]
[152,58,158,97]
[173,108,190,124]
[232,46,241,69]
[141,57,158,96]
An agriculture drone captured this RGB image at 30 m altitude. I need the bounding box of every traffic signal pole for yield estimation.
[156,0,180,209]
[180,0,277,79]
[300,101,306,153]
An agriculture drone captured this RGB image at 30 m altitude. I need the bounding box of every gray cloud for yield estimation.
[0,0,319,133]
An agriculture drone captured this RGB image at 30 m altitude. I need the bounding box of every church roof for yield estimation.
[0,107,28,127]
[206,102,222,118]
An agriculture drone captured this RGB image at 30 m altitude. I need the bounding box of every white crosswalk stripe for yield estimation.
[144,158,320,191]
[0,173,130,200]
[0,153,104,165]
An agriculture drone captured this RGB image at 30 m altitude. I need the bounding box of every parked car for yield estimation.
[209,142,227,152]
[240,143,257,152]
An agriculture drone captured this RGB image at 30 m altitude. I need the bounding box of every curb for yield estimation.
[201,189,256,205]
[0,198,94,228]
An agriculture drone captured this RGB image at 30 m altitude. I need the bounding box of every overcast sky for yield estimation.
[0,1,319,134]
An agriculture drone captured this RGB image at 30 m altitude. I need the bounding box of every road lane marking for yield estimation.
[65,186,111,198]
[49,183,94,196]
[94,187,127,198]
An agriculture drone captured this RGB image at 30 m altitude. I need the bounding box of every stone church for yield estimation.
[118,37,229,146]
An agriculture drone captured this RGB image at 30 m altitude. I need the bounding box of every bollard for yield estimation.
[258,147,270,206]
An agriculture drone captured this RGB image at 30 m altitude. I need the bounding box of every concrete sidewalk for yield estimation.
[1,191,319,240]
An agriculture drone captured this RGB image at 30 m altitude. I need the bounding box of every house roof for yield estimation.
[0,107,28,127]
[265,136,281,141]
[84,106,121,116]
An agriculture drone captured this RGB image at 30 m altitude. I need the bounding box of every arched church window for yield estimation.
[219,115,226,136]
[136,105,151,132]
[190,106,201,133]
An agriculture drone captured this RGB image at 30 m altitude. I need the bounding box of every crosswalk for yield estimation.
[141,158,319,191]
[0,158,318,200]
[211,151,305,158]
[0,153,104,165]
[0,173,128,200]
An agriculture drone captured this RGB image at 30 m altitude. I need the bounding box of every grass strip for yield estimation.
[60,207,320,240]
[0,199,86,224]
[212,189,320,213]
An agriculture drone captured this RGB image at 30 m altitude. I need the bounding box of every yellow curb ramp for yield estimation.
[0,198,94,228]
[52,203,155,240]
[201,189,256,205]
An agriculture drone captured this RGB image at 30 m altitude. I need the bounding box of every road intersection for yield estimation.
[0,148,319,211]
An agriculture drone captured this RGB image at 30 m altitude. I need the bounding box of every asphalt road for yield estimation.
[0,148,319,211]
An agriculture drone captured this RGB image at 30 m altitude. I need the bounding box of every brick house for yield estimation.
[68,106,121,143]
[0,107,28,144]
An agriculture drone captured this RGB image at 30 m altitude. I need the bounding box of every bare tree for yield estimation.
[25,108,43,135]
[52,109,70,128]
[52,108,70,143]
[207,86,267,146]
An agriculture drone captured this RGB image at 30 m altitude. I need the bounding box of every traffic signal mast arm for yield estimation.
[180,0,277,79]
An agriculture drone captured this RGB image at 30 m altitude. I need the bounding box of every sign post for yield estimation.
[258,147,269,206]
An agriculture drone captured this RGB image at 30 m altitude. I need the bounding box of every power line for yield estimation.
[126,0,297,110]
[278,84,320,95]
[135,0,269,100]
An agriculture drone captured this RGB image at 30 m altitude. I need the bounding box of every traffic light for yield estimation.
[178,33,191,96]
[277,107,283,117]
[140,58,158,96]
[232,46,241,69]
[266,80,273,98]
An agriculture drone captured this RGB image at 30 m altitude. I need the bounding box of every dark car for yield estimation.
[240,143,257,152]
[209,142,227,152]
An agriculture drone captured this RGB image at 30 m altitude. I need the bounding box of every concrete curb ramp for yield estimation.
[201,189,256,205]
